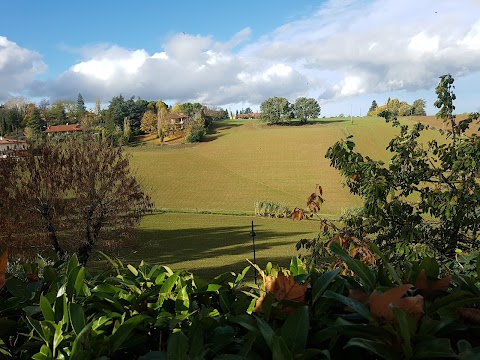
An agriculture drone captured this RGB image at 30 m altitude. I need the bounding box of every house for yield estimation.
[0,136,27,158]
[169,113,189,130]
[44,123,82,136]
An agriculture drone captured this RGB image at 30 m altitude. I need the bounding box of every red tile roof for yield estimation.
[45,124,82,133]
[0,137,26,145]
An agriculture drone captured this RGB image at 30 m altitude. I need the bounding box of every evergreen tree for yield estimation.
[76,93,86,120]
[368,100,378,113]
[26,108,44,135]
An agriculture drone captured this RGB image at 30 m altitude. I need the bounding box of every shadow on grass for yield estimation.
[102,222,313,279]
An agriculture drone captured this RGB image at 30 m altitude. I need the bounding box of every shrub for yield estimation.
[254,200,291,218]
[185,128,206,143]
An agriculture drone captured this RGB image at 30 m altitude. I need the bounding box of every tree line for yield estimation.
[368,98,427,117]
[260,96,321,125]
[0,94,229,143]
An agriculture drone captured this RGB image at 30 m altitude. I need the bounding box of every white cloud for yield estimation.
[4,0,480,114]
[0,36,46,101]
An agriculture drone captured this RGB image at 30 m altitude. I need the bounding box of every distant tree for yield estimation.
[386,98,401,116]
[95,97,101,116]
[76,93,86,119]
[412,99,427,116]
[398,102,413,116]
[0,138,153,265]
[47,101,68,126]
[368,100,378,113]
[156,100,169,141]
[244,107,253,114]
[140,111,157,134]
[294,97,321,123]
[123,117,132,143]
[25,108,45,135]
[260,97,291,124]
[108,95,128,129]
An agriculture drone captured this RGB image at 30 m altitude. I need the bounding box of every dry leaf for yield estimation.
[0,249,7,289]
[458,308,480,324]
[26,273,40,282]
[414,270,451,298]
[254,272,308,313]
[370,284,424,323]
[291,208,304,221]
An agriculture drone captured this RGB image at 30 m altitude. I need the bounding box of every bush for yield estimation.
[254,200,291,218]
[185,128,206,143]
[2,249,480,359]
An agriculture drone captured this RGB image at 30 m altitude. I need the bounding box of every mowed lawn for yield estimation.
[122,117,444,277]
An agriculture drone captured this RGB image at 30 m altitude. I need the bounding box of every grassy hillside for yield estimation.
[121,116,445,277]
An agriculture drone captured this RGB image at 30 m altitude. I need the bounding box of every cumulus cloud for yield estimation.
[0,36,46,102]
[6,0,480,109]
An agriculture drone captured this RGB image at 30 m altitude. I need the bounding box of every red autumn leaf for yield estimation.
[458,308,480,324]
[351,174,359,181]
[0,249,7,289]
[370,284,424,323]
[414,270,451,298]
[318,185,323,196]
[26,273,40,282]
[349,289,369,303]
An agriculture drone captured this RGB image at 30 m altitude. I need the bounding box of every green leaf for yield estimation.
[32,345,53,360]
[345,338,400,360]
[74,267,85,295]
[312,269,341,303]
[281,306,309,355]
[476,254,480,279]
[419,258,439,279]
[67,254,80,275]
[69,303,86,336]
[393,308,413,358]
[167,331,189,360]
[139,352,167,360]
[323,290,373,321]
[290,256,306,276]
[175,286,190,316]
[413,338,456,359]
[70,323,92,360]
[127,264,139,276]
[40,294,55,322]
[256,316,276,350]
[330,242,376,292]
[109,315,149,352]
[26,317,48,343]
[52,322,64,357]
[66,266,81,299]
[369,243,402,285]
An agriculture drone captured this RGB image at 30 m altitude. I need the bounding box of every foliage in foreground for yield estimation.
[325,75,480,261]
[2,247,480,359]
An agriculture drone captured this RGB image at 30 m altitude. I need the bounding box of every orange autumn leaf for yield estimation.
[349,289,369,304]
[0,249,7,289]
[370,284,424,323]
[414,270,451,298]
[291,208,304,221]
[254,272,308,313]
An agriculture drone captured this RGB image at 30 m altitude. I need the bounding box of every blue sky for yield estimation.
[1,0,480,116]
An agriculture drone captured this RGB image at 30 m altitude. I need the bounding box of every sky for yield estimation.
[1,0,480,116]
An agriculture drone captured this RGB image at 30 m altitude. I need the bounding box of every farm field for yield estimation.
[123,117,445,278]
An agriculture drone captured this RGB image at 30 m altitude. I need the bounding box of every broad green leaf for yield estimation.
[54,294,68,324]
[312,269,341,303]
[281,306,309,355]
[330,242,376,292]
[323,290,373,321]
[256,316,276,350]
[69,303,86,336]
[109,315,149,352]
[32,345,53,360]
[66,265,81,298]
[290,256,306,276]
[235,266,250,284]
[393,308,413,358]
[167,331,188,360]
[74,267,85,295]
[40,294,55,321]
[369,243,402,285]
[67,254,80,275]
[70,323,92,360]
[127,264,139,276]
[413,338,456,359]
[419,258,439,279]
[52,322,64,357]
[139,352,167,360]
[345,338,401,360]
[175,286,190,316]
[26,317,48,343]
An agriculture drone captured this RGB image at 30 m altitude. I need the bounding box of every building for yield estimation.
[0,136,27,158]
[44,123,82,136]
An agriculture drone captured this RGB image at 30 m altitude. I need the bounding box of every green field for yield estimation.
[118,117,441,278]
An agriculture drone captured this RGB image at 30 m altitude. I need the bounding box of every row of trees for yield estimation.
[0,94,229,144]
[260,96,321,125]
[368,98,427,117]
